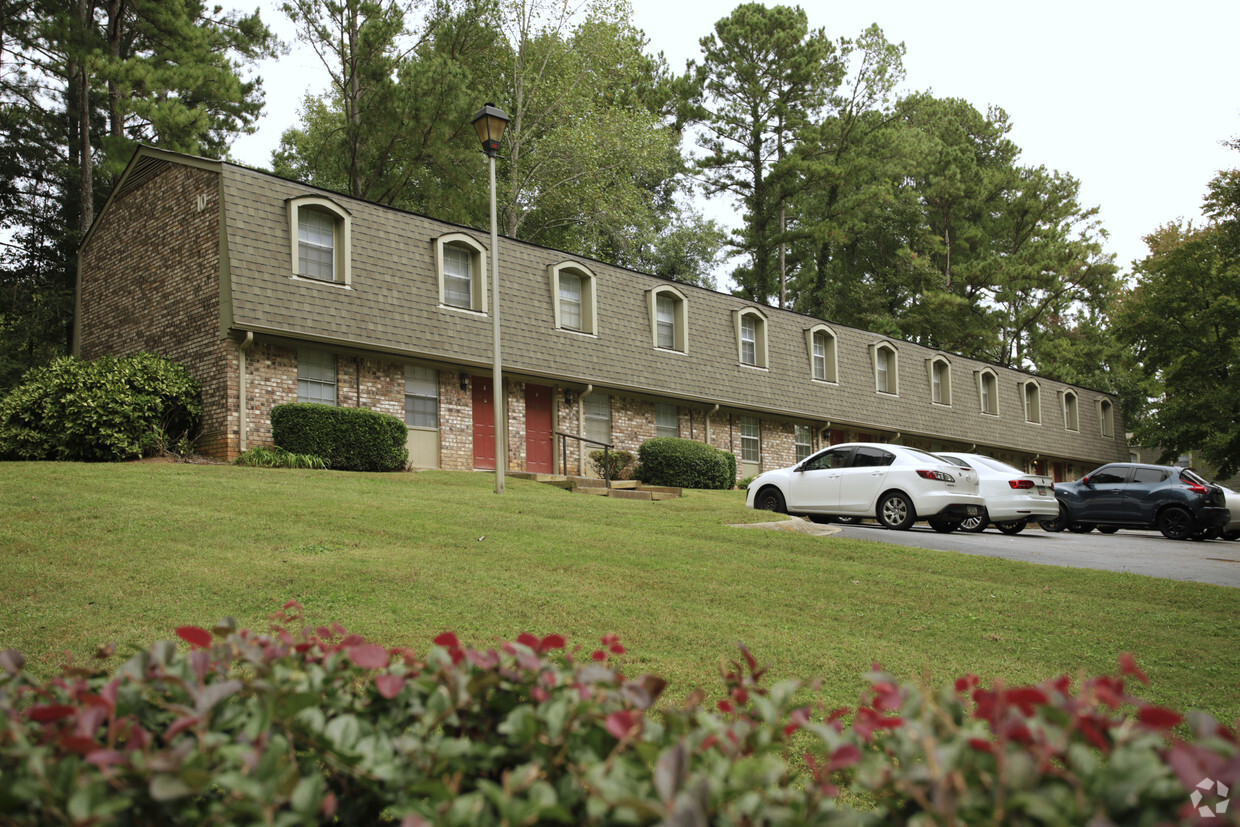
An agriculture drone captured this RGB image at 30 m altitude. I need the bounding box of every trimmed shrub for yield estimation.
[588,448,633,480]
[636,437,735,489]
[0,353,201,462]
[0,606,1234,826]
[271,403,408,472]
[233,444,328,469]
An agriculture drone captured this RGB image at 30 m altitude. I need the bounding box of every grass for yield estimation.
[2,461,1238,722]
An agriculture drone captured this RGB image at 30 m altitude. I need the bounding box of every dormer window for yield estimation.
[550,262,597,334]
[734,308,768,368]
[288,195,351,286]
[928,356,951,406]
[647,285,687,352]
[977,369,999,415]
[806,324,837,382]
[1023,380,1042,424]
[435,233,487,312]
[872,342,898,395]
[1063,390,1079,431]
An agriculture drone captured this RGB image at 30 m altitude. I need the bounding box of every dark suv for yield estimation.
[1040,463,1230,540]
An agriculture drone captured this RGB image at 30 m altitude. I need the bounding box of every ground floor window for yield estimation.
[405,365,438,428]
[584,393,610,446]
[297,349,336,405]
[741,415,760,463]
[795,424,812,462]
[656,403,678,438]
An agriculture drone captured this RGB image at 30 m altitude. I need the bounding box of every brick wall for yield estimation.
[439,371,473,471]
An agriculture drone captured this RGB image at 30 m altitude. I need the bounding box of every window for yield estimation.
[977,369,998,415]
[297,349,336,405]
[405,365,438,429]
[852,446,895,467]
[928,357,951,405]
[1063,391,1079,431]
[795,424,812,462]
[872,343,898,394]
[550,262,596,334]
[435,233,487,312]
[583,393,610,446]
[734,309,767,367]
[288,196,351,285]
[1133,467,1169,484]
[1099,398,1115,438]
[803,446,851,471]
[740,415,760,463]
[647,285,687,351]
[656,403,678,438]
[1023,381,1041,424]
[805,325,837,382]
[1088,466,1129,485]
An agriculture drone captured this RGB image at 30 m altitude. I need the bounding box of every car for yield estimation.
[1215,484,1240,541]
[934,453,1058,534]
[1039,462,1230,540]
[745,442,985,531]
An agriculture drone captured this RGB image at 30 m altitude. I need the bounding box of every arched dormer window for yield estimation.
[870,341,898,395]
[976,368,999,415]
[1022,379,1042,424]
[287,195,351,286]
[647,285,687,352]
[805,324,837,383]
[1062,390,1079,431]
[549,262,597,334]
[927,355,951,406]
[1098,398,1115,438]
[434,233,487,313]
[734,308,768,368]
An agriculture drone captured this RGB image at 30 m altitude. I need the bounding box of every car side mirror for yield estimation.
[1081,476,1091,486]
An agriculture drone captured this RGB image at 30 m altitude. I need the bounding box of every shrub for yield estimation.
[0,353,201,462]
[739,474,756,491]
[588,448,633,480]
[0,607,1235,826]
[271,403,407,472]
[233,444,328,469]
[637,437,735,489]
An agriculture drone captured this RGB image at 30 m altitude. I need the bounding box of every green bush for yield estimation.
[0,353,201,462]
[272,403,408,472]
[233,444,328,469]
[0,606,1233,826]
[588,448,633,480]
[636,437,736,489]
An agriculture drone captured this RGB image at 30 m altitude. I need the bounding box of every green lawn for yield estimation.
[2,461,1237,721]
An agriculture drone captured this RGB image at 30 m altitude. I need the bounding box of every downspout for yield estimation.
[238,331,253,453]
[820,422,831,450]
[577,384,593,476]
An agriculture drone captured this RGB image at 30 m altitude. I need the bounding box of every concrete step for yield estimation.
[608,489,652,500]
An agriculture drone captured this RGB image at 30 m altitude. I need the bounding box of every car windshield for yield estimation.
[936,454,972,468]
[970,456,1027,476]
[904,447,953,464]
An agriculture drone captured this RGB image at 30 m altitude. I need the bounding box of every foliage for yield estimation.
[636,437,735,489]
[588,447,632,480]
[233,444,328,470]
[271,402,408,472]
[738,474,756,491]
[0,353,201,462]
[1116,142,1240,477]
[0,602,1235,826]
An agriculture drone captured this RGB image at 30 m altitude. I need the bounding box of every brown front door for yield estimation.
[472,376,495,470]
[525,384,553,473]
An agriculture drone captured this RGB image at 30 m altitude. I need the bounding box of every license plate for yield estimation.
[1036,486,1048,495]
[966,506,979,515]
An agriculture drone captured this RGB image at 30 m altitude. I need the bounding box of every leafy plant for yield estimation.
[637,437,735,489]
[233,444,328,469]
[588,448,633,480]
[271,403,407,472]
[0,353,201,462]
[739,474,756,491]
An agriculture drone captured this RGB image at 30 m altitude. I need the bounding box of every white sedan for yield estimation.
[746,443,985,532]
[935,453,1059,534]
[1216,484,1240,541]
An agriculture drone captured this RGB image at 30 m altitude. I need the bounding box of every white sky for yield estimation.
[229,0,1240,278]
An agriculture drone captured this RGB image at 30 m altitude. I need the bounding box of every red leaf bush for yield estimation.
[0,604,1237,825]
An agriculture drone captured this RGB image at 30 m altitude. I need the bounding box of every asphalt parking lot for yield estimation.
[829,521,1240,588]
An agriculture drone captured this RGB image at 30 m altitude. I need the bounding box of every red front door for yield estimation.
[472,376,495,470]
[525,384,553,473]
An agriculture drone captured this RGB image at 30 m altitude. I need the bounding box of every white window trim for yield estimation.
[647,285,688,353]
[805,324,838,384]
[287,195,352,287]
[733,307,769,369]
[1097,398,1116,438]
[740,415,761,464]
[869,341,899,396]
[434,232,488,314]
[1061,390,1080,432]
[926,355,952,407]
[404,364,439,431]
[548,261,598,335]
[975,369,1000,417]
[1022,379,1042,425]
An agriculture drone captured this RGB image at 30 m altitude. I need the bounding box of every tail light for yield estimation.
[916,469,955,482]
[1008,480,1035,489]
[1183,481,1207,495]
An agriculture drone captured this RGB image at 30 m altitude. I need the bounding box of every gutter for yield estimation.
[239,331,253,453]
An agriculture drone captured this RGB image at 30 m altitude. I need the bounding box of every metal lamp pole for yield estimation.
[472,103,510,494]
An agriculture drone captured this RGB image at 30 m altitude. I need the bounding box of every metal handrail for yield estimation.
[555,430,615,489]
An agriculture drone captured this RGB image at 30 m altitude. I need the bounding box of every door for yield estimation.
[525,384,553,473]
[1123,466,1173,522]
[786,446,852,513]
[1077,464,1131,522]
[837,446,894,512]
[472,376,495,470]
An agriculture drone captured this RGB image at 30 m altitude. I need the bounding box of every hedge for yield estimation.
[0,605,1235,825]
[271,403,408,472]
[0,353,201,462]
[636,437,736,489]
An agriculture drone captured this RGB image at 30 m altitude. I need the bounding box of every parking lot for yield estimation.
[831,522,1240,588]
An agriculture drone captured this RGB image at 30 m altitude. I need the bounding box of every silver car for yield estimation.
[746,443,985,532]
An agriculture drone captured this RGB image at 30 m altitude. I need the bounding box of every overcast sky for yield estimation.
[229,0,1240,279]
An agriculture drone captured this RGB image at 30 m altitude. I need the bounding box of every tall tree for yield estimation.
[685,3,840,305]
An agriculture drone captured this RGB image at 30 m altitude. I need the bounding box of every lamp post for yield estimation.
[472,102,510,494]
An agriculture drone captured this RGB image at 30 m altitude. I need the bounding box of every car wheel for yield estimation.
[928,517,961,533]
[1157,506,1193,540]
[959,508,988,533]
[1039,504,1068,532]
[1067,522,1095,534]
[1097,526,1119,534]
[995,520,1027,535]
[1223,530,1240,541]
[877,492,916,530]
[754,487,786,514]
